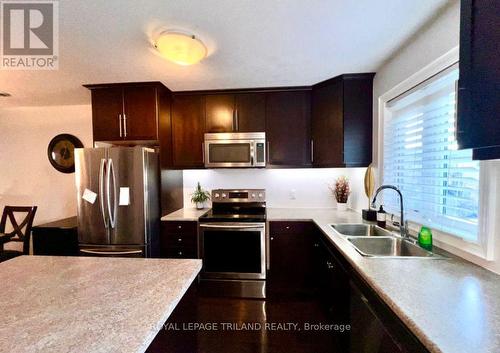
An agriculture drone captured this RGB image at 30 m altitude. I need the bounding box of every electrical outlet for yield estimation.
[289,189,296,200]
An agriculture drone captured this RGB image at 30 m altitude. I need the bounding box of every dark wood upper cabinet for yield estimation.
[266,90,312,167]
[89,87,123,142]
[457,0,500,158]
[234,93,266,132]
[171,94,206,168]
[205,94,235,133]
[123,86,158,140]
[87,77,374,170]
[312,74,374,168]
[311,78,344,167]
[85,82,167,143]
[204,93,266,133]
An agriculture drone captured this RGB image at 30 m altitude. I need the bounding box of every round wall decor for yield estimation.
[47,134,83,173]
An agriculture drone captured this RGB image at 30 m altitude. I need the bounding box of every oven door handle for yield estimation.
[200,223,264,229]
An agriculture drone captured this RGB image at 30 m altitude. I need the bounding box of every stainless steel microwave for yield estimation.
[204,132,266,168]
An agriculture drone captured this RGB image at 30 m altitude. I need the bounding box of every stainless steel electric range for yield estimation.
[198,189,266,299]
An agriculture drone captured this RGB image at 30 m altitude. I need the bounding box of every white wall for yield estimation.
[0,105,92,226]
[183,168,368,211]
[372,0,500,274]
[373,0,460,166]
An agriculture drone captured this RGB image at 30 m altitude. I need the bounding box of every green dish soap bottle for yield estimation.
[418,226,433,251]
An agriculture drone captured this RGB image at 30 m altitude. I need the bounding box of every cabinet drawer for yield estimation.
[165,246,198,259]
[269,221,313,235]
[165,233,197,247]
[163,221,197,235]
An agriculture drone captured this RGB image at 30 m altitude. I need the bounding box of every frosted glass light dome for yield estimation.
[154,31,207,66]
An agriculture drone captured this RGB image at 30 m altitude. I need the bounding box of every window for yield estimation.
[383,64,480,242]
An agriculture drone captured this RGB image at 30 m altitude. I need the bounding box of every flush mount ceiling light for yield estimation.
[154,31,207,66]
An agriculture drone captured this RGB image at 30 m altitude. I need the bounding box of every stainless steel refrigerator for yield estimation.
[75,146,160,257]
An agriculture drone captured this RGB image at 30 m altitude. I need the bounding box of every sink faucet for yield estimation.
[371,185,409,240]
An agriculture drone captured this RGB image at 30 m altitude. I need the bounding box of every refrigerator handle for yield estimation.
[106,158,117,229]
[99,158,108,228]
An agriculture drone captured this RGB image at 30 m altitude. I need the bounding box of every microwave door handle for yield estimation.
[251,143,255,166]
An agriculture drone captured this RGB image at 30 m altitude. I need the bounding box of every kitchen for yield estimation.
[0,0,499,353]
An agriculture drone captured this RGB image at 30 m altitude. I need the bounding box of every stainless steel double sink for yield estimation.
[330,224,443,259]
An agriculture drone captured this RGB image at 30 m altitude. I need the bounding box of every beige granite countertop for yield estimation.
[0,256,202,353]
[161,208,208,221]
[164,206,500,353]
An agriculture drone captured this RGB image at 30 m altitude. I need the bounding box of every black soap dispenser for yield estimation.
[377,205,387,228]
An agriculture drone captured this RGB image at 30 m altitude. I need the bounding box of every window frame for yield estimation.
[378,46,496,260]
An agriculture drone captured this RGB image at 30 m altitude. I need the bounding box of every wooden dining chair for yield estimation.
[0,206,37,262]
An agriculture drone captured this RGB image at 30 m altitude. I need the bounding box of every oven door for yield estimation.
[199,223,266,280]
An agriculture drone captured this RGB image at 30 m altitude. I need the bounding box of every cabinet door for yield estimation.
[234,93,266,132]
[311,79,344,167]
[266,91,311,166]
[268,222,316,297]
[205,94,235,133]
[171,95,205,168]
[350,281,403,353]
[343,76,373,167]
[457,0,500,153]
[91,88,123,141]
[123,86,158,140]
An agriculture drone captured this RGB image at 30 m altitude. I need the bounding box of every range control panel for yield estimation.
[211,189,266,203]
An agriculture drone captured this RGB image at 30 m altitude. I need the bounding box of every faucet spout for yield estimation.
[371,185,408,239]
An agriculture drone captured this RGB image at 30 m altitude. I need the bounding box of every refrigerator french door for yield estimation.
[75,147,159,257]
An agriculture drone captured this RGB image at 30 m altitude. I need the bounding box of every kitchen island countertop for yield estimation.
[0,256,202,353]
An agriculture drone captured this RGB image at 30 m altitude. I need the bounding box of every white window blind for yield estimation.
[383,64,480,242]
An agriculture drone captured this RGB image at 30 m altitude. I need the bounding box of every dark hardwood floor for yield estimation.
[147,284,349,353]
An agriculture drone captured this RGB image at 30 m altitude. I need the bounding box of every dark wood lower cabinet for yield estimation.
[267,221,317,298]
[268,221,429,353]
[350,281,404,353]
[149,220,429,353]
[32,217,79,256]
[160,221,199,258]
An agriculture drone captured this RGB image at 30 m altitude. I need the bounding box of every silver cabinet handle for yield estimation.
[235,109,239,131]
[123,113,128,138]
[99,158,108,228]
[311,139,314,163]
[232,109,236,132]
[118,114,123,138]
[106,159,117,229]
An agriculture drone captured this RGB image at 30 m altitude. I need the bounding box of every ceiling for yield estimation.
[0,0,450,107]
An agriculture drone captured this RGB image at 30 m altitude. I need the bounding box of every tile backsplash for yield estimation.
[183,168,368,211]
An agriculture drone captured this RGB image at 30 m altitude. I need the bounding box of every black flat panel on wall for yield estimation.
[457,0,500,155]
